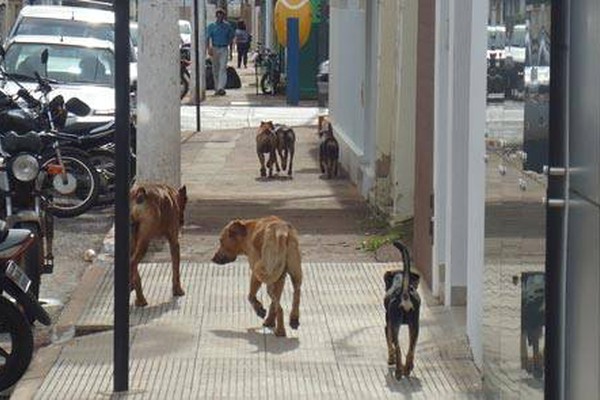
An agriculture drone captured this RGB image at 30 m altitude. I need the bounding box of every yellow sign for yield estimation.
[274,0,312,48]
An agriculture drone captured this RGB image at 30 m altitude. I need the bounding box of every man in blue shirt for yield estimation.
[206,8,234,96]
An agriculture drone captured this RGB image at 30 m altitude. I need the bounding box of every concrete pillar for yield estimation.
[265,0,274,48]
[191,0,206,104]
[440,0,486,366]
[137,0,181,186]
[432,0,450,299]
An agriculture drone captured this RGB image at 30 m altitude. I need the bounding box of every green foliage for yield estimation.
[361,218,413,253]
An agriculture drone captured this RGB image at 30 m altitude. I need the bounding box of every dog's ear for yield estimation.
[228,220,247,238]
[178,185,187,201]
[134,187,146,204]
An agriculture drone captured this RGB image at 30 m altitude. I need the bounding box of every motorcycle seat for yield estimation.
[62,120,114,136]
[0,229,32,257]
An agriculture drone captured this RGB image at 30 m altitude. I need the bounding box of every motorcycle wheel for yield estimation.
[41,150,100,218]
[88,149,116,207]
[260,73,276,95]
[17,222,43,301]
[0,297,34,391]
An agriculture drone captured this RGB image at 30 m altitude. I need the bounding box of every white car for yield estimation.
[6,5,137,85]
[179,19,192,45]
[1,35,121,118]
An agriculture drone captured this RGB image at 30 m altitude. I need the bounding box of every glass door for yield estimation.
[483,1,551,397]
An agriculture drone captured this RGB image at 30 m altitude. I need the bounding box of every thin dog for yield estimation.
[318,121,339,179]
[256,121,280,178]
[212,216,302,337]
[384,240,421,379]
[273,123,295,176]
[129,183,188,307]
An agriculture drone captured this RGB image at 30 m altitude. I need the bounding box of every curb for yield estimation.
[10,229,116,399]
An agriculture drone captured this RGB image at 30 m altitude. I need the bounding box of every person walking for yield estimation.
[206,8,234,96]
[234,20,251,69]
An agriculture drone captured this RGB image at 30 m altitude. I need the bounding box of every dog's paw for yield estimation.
[403,358,414,376]
[274,328,287,337]
[289,317,300,330]
[394,369,404,381]
[256,307,267,318]
[173,287,185,297]
[135,297,148,307]
[263,319,276,328]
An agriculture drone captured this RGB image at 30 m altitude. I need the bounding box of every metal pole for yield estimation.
[286,18,300,105]
[113,0,130,393]
[194,0,201,132]
[265,0,273,49]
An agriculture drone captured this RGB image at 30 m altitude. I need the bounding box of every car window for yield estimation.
[4,43,114,86]
[487,28,506,50]
[179,21,191,35]
[129,23,138,47]
[15,17,114,42]
[13,16,137,62]
[511,27,527,47]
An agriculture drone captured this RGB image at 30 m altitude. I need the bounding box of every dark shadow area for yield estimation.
[385,372,423,396]
[210,328,300,354]
[185,198,369,235]
[130,298,181,325]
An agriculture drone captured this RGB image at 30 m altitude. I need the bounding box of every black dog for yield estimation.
[273,124,295,176]
[384,241,421,379]
[318,122,339,179]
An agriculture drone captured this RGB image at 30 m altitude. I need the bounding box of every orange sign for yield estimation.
[274,0,312,48]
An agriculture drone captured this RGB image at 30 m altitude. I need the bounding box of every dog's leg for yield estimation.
[277,148,286,171]
[264,275,286,337]
[258,152,267,177]
[288,253,302,329]
[248,273,266,318]
[168,233,185,297]
[391,324,403,380]
[404,320,419,377]
[266,151,277,177]
[130,238,150,307]
[287,144,294,176]
[385,323,396,365]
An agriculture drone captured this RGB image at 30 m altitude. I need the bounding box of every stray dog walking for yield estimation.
[129,183,188,307]
[318,121,339,179]
[212,215,303,337]
[384,240,421,379]
[273,123,296,176]
[256,121,280,178]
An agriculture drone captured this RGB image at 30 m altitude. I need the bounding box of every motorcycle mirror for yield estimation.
[65,97,91,117]
[41,49,49,65]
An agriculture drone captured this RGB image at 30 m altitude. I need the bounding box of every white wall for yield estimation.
[329,1,370,195]
[433,0,450,298]
[434,0,487,366]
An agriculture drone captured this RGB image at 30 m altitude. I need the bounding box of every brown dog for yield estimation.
[273,123,296,176]
[256,121,280,178]
[212,216,302,337]
[129,183,188,307]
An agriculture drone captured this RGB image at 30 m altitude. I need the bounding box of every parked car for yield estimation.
[316,59,329,107]
[1,35,119,119]
[179,20,192,46]
[5,5,137,85]
[486,25,508,98]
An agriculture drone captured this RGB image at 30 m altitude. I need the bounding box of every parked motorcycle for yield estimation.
[0,219,51,391]
[255,45,283,95]
[180,43,191,99]
[0,50,101,218]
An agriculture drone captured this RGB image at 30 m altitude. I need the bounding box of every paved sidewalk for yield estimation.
[12,126,482,399]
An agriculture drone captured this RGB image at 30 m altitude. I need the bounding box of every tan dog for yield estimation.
[212,216,302,337]
[256,121,280,178]
[129,183,188,307]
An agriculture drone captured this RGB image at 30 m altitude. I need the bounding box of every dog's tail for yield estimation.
[393,240,414,311]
